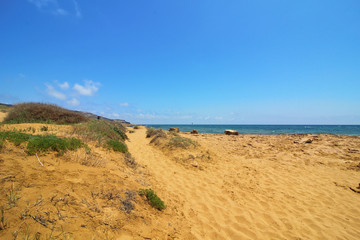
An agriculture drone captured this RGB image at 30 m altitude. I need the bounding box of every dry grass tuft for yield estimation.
[63,148,106,167]
[146,128,166,138]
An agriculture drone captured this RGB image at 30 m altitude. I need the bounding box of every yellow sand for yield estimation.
[0,125,360,239]
[0,112,7,122]
[126,128,360,239]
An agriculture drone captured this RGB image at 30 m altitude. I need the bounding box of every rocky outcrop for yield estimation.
[224,130,239,135]
[169,128,180,133]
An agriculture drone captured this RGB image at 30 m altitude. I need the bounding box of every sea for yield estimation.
[145,125,360,136]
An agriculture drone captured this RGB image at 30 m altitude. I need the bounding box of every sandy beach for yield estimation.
[1,124,360,239]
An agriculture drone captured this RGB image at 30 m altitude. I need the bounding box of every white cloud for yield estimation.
[67,98,80,106]
[58,81,69,90]
[46,83,67,100]
[73,80,100,96]
[119,102,129,107]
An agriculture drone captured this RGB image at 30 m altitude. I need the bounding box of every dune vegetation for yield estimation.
[4,103,88,124]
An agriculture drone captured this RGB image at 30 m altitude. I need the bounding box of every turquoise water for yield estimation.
[146,125,360,136]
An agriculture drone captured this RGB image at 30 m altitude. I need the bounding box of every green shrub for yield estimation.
[4,102,88,124]
[0,130,88,155]
[168,136,197,149]
[134,125,139,129]
[106,139,128,153]
[0,140,3,151]
[113,125,127,141]
[26,135,86,155]
[139,189,166,210]
[0,131,31,146]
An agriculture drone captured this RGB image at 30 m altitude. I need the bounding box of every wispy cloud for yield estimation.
[119,102,129,107]
[46,83,67,100]
[58,81,69,90]
[67,98,80,106]
[73,0,82,18]
[29,0,82,18]
[73,80,100,96]
[28,0,56,8]
[53,8,68,16]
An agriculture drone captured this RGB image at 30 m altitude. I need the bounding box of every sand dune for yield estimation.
[1,124,360,239]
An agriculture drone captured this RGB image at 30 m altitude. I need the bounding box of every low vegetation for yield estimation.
[146,127,198,150]
[124,152,137,169]
[139,189,166,211]
[0,207,8,230]
[7,183,20,205]
[146,128,166,138]
[27,135,88,155]
[0,131,88,155]
[4,102,88,124]
[168,136,197,149]
[73,120,127,144]
[106,139,128,153]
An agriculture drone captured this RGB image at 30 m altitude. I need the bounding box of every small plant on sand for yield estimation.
[124,152,137,168]
[0,207,8,230]
[0,140,4,151]
[139,189,166,211]
[40,126,48,131]
[106,139,128,153]
[167,136,197,149]
[133,125,139,129]
[7,183,20,205]
[121,190,137,213]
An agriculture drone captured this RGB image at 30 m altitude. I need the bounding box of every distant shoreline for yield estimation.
[146,124,360,136]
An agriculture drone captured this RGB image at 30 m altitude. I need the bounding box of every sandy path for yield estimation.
[127,129,243,239]
[127,128,360,239]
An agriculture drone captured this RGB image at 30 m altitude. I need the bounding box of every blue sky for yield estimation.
[1,0,359,124]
